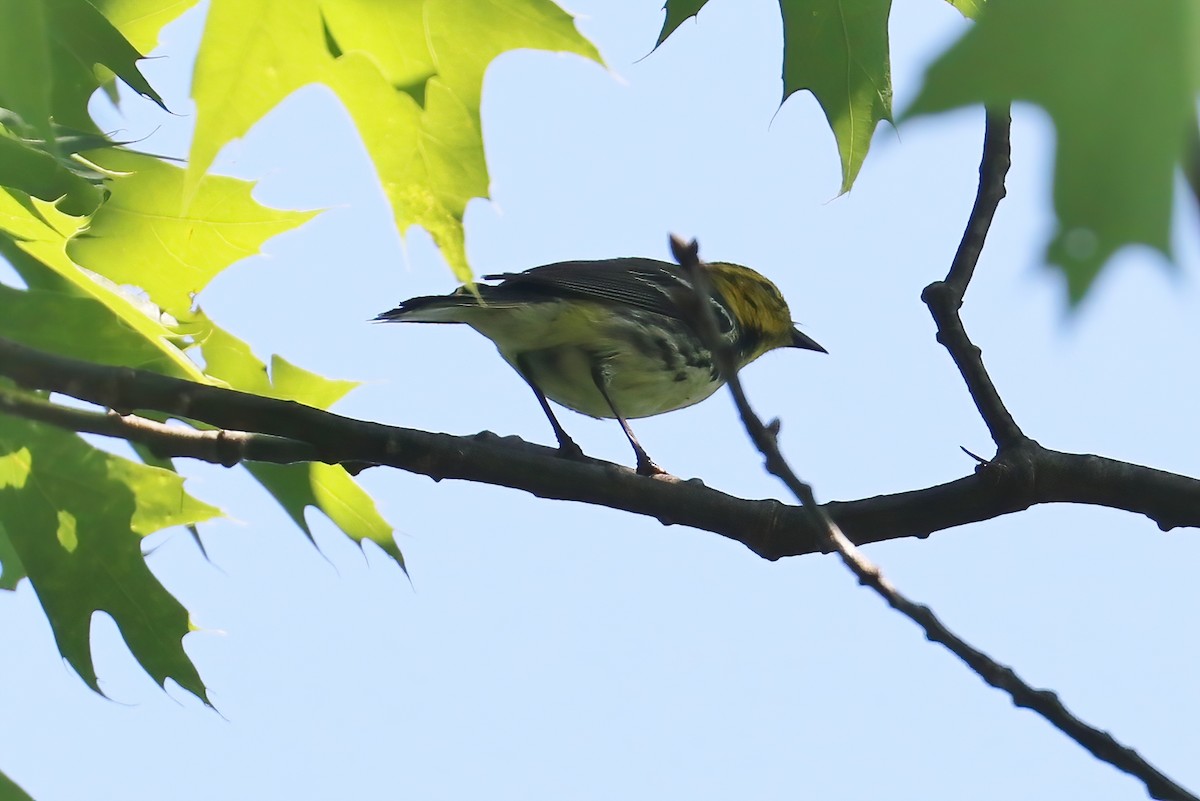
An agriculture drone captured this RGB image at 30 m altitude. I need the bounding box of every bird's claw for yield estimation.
[556,440,587,461]
[635,457,669,477]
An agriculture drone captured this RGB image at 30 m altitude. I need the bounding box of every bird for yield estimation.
[375,257,825,475]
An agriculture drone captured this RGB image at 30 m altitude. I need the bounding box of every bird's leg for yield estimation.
[515,355,586,460]
[589,362,667,476]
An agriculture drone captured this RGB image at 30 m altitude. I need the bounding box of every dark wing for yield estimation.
[481,258,693,319]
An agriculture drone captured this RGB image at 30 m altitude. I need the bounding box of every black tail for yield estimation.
[374,290,481,323]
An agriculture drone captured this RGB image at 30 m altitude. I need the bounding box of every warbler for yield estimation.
[376,257,825,475]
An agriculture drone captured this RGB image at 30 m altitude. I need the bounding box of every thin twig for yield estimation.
[0,386,319,466]
[920,105,1195,800]
[672,191,1195,801]
[921,106,1024,449]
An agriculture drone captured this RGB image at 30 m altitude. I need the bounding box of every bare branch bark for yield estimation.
[917,107,1198,801]
[922,107,1024,448]
[665,106,1198,801]
[0,386,319,465]
[1,334,1199,562]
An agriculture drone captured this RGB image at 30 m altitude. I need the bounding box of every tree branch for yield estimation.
[0,386,319,466]
[666,108,1195,801]
[912,107,1196,801]
[922,106,1024,449]
[1,335,1199,563]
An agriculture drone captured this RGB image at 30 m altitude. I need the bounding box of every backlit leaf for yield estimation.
[945,0,983,19]
[194,317,398,563]
[0,0,164,137]
[248,461,401,565]
[90,0,203,54]
[0,188,208,381]
[67,150,316,317]
[188,0,601,282]
[0,131,103,217]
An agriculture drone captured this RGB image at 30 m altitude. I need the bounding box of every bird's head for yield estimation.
[705,262,826,365]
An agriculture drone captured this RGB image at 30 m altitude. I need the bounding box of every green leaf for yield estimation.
[246,461,402,565]
[945,0,984,19]
[0,186,76,242]
[67,150,317,317]
[43,0,166,118]
[187,0,325,199]
[0,0,54,146]
[0,519,27,590]
[0,413,220,700]
[323,52,481,282]
[0,0,164,135]
[196,318,358,405]
[319,0,434,91]
[0,188,209,382]
[904,0,1198,301]
[269,356,358,409]
[188,0,601,283]
[657,0,711,45]
[779,0,894,194]
[655,1,893,193]
[0,284,199,378]
[0,131,103,217]
[89,0,204,54]
[192,317,398,563]
[0,767,36,801]
[422,0,603,112]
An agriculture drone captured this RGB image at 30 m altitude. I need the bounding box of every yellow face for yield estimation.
[705,262,796,362]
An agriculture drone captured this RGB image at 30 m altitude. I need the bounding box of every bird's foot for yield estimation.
[635,456,669,477]
[555,438,588,461]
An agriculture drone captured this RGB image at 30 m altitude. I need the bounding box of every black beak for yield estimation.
[790,327,827,354]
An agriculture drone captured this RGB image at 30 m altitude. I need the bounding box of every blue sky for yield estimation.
[2,1,1198,799]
